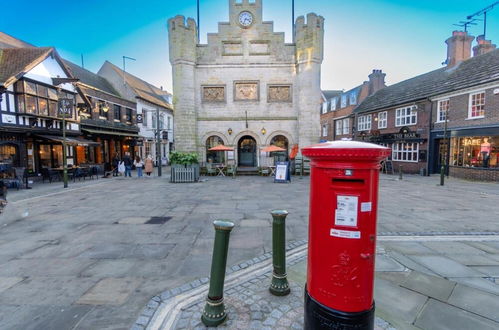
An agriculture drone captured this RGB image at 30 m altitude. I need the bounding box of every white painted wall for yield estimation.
[24,56,76,93]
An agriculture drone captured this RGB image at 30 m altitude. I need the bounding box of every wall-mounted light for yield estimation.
[102,103,110,112]
[261,127,266,135]
[228,128,233,135]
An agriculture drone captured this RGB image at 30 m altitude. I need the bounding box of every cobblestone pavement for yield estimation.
[0,172,497,329]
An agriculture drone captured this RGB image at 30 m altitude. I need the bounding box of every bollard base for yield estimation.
[304,290,374,330]
[269,272,290,296]
[201,297,227,327]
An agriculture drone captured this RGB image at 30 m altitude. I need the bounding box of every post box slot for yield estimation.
[331,178,365,186]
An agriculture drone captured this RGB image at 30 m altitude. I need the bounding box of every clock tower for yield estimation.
[168,0,324,164]
[229,0,263,28]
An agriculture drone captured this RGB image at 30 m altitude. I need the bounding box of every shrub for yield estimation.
[170,152,198,165]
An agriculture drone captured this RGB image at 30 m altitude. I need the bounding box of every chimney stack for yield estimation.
[368,69,386,95]
[473,35,497,57]
[445,31,474,68]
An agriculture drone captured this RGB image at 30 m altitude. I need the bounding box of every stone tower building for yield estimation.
[168,0,324,166]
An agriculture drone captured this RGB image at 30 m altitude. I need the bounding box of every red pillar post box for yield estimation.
[302,141,390,329]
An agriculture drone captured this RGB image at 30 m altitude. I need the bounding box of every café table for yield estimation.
[216,164,226,177]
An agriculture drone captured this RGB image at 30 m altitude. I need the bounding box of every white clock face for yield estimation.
[238,11,253,27]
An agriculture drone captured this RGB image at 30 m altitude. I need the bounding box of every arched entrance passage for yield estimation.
[238,135,256,167]
[270,135,289,161]
[206,136,225,163]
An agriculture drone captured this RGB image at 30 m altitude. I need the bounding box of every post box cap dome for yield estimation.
[301,141,391,161]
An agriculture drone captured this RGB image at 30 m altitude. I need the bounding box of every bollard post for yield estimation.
[201,220,235,327]
[398,165,403,180]
[269,210,290,296]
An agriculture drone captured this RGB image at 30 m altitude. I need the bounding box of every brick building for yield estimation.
[320,70,386,142]
[353,31,498,180]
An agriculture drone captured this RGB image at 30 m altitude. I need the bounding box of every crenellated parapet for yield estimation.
[168,15,198,65]
[295,13,324,65]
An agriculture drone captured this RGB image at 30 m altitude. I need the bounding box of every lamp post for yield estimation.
[440,108,449,186]
[52,78,79,188]
[156,107,162,177]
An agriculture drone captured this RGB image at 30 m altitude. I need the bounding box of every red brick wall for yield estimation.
[450,166,499,181]
[433,86,499,130]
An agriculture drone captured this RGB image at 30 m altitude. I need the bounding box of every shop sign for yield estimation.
[136,114,143,123]
[274,161,291,183]
[58,98,73,118]
[135,139,144,147]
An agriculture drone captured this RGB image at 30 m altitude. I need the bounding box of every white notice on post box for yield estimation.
[330,229,361,239]
[361,202,372,212]
[335,195,358,227]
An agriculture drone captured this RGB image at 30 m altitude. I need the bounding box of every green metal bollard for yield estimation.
[201,220,235,327]
[269,210,290,296]
[398,165,403,180]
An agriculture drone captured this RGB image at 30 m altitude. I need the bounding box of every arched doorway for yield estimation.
[206,136,225,163]
[270,135,289,161]
[238,136,256,167]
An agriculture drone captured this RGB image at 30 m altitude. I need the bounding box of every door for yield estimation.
[238,136,256,167]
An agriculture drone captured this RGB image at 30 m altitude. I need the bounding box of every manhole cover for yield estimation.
[145,216,172,225]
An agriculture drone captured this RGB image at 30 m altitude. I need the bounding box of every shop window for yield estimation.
[357,115,371,131]
[342,118,350,135]
[0,144,19,166]
[395,106,417,126]
[450,136,497,168]
[99,102,109,119]
[335,120,342,135]
[392,142,419,162]
[38,98,48,116]
[468,92,485,118]
[378,111,387,129]
[25,81,37,94]
[322,124,328,137]
[437,99,449,122]
[26,95,37,114]
[16,95,25,113]
[142,109,148,127]
[125,108,132,122]
[37,85,48,98]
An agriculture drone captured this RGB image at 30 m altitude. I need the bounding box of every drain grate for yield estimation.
[145,216,172,225]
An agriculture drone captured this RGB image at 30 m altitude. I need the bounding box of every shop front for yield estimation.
[431,127,499,181]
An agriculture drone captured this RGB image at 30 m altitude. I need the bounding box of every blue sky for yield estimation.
[1,0,498,92]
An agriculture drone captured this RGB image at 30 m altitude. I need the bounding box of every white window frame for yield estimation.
[395,105,417,127]
[322,124,328,137]
[349,92,357,105]
[392,142,419,162]
[142,109,148,127]
[342,118,349,135]
[436,99,449,123]
[377,111,387,129]
[335,120,343,135]
[357,115,372,131]
[330,97,337,111]
[340,95,347,108]
[468,91,485,119]
[321,101,328,114]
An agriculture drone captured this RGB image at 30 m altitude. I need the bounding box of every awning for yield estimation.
[81,128,140,137]
[37,135,100,146]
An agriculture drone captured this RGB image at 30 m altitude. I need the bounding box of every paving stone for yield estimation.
[76,277,142,306]
[422,241,487,255]
[415,299,498,330]
[400,271,456,301]
[447,253,499,266]
[470,265,499,277]
[387,251,438,276]
[376,255,406,272]
[408,255,485,278]
[447,284,499,322]
[374,278,427,324]
[448,277,499,295]
[381,242,436,255]
[0,277,24,293]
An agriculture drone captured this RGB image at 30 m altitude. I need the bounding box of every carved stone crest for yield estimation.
[234,82,259,101]
[268,85,292,102]
[202,86,225,102]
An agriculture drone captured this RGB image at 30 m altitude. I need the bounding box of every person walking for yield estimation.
[134,156,144,178]
[112,153,120,177]
[145,154,154,176]
[123,152,133,178]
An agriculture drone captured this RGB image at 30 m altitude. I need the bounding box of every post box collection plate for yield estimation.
[302,141,391,330]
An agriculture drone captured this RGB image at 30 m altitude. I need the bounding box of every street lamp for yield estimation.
[440,107,449,186]
[52,77,79,188]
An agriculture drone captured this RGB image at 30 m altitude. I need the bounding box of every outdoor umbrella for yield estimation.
[261,145,286,153]
[208,145,234,151]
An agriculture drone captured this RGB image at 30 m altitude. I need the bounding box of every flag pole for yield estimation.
[197,0,200,43]
[292,0,295,43]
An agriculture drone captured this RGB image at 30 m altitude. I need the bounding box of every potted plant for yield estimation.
[170,152,200,182]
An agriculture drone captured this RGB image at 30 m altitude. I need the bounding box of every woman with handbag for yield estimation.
[134,156,144,178]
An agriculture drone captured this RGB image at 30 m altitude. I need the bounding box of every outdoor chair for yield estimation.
[41,168,59,183]
[226,165,237,178]
[206,163,217,176]
[88,166,99,180]
[72,168,84,182]
[259,167,270,176]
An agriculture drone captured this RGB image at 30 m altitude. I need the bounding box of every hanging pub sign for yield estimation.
[136,113,143,123]
[274,161,291,183]
[57,98,73,118]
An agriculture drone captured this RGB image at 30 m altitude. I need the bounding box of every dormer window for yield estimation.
[349,92,357,105]
[340,95,347,108]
